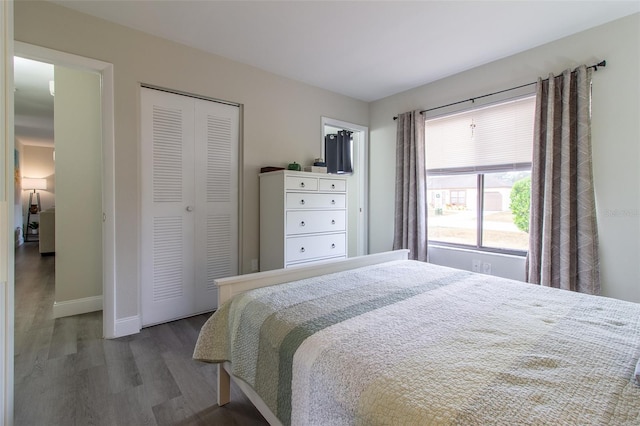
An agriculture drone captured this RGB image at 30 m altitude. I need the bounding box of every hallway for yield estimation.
[13,242,266,425]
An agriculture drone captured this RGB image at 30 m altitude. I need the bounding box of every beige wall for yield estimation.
[369,14,640,303]
[15,1,369,319]
[53,65,102,303]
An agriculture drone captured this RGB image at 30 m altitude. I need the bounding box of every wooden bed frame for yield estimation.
[213,249,410,425]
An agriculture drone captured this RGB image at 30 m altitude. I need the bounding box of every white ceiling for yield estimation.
[50,0,639,102]
[14,57,54,147]
[15,1,640,146]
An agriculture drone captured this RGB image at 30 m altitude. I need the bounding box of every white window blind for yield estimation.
[426,96,535,173]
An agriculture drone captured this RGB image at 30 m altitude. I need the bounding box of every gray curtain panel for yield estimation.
[393,110,428,261]
[527,65,600,295]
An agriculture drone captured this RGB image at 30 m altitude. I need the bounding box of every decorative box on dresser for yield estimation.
[259,170,347,271]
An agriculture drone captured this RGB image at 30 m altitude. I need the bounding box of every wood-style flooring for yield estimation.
[14,242,268,426]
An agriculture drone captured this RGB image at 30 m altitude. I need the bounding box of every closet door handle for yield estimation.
[186,206,193,212]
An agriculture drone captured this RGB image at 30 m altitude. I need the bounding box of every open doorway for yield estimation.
[13,53,103,315]
[13,42,116,341]
[321,117,368,257]
[13,57,55,249]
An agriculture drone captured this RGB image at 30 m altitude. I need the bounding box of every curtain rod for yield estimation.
[393,60,606,120]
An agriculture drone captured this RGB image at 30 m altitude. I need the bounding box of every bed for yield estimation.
[193,250,640,425]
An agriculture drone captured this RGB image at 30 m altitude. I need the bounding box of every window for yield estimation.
[449,190,466,207]
[425,96,535,254]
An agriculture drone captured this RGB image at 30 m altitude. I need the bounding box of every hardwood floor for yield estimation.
[14,242,268,426]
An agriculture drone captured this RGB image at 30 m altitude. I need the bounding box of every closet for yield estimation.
[140,87,239,326]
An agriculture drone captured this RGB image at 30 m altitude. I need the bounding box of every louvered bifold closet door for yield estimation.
[193,99,239,312]
[141,88,239,326]
[141,88,196,326]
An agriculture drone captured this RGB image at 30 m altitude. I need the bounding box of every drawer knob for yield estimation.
[300,221,306,227]
[331,200,336,205]
[331,184,336,189]
[300,247,305,253]
[331,243,336,249]
[331,220,336,225]
[300,199,305,205]
[300,182,305,188]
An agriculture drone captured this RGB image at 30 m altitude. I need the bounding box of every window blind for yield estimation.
[425,96,535,172]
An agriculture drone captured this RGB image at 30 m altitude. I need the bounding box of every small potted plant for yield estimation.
[28,221,39,235]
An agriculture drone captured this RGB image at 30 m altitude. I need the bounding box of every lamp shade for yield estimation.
[22,177,47,191]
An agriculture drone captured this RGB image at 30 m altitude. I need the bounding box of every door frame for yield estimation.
[321,117,369,256]
[1,2,15,423]
[13,42,117,338]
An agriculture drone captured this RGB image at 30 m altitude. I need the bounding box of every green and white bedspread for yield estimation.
[193,260,640,425]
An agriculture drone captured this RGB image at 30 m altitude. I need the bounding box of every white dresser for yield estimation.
[259,170,347,271]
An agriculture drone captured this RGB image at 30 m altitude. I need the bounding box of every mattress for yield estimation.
[194,260,640,425]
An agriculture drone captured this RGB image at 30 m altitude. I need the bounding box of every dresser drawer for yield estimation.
[319,178,346,192]
[286,193,346,209]
[285,176,318,191]
[286,233,346,263]
[286,210,346,235]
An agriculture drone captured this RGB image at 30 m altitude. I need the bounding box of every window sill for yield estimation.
[428,242,527,258]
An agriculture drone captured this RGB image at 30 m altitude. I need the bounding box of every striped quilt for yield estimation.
[193,260,640,425]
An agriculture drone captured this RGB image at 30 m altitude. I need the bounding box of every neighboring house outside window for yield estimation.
[449,190,466,207]
[425,95,535,254]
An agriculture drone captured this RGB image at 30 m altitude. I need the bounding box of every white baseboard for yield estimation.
[114,315,141,338]
[53,295,103,319]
